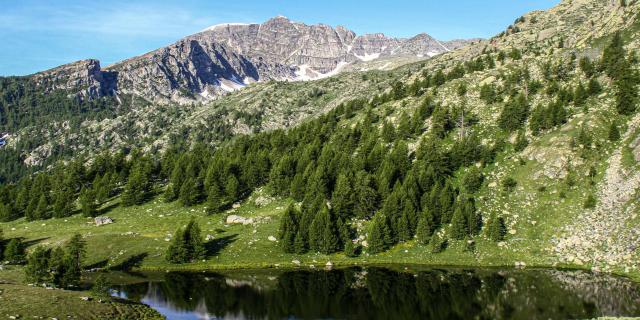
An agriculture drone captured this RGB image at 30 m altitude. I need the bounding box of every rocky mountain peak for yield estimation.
[34,16,479,103]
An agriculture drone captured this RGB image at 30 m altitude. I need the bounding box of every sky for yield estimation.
[0,0,559,76]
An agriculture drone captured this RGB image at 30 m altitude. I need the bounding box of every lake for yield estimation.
[110,266,640,320]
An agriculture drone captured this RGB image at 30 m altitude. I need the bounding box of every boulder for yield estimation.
[268,236,277,242]
[94,217,113,226]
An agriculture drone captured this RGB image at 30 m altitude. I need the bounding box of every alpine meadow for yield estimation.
[1,0,640,319]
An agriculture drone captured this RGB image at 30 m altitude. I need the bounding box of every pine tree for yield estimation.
[294,230,307,254]
[4,238,25,264]
[184,220,205,261]
[278,204,299,253]
[332,173,354,220]
[416,210,435,245]
[66,234,86,271]
[206,180,226,214]
[91,274,111,299]
[179,177,199,206]
[450,207,468,240]
[587,78,602,96]
[34,194,49,220]
[488,215,506,242]
[79,187,97,217]
[0,201,18,222]
[368,213,392,254]
[498,93,528,132]
[573,82,588,107]
[615,67,638,115]
[166,228,188,263]
[396,212,411,243]
[601,32,626,80]
[52,186,75,218]
[25,246,51,284]
[608,121,621,142]
[309,206,339,254]
[462,166,484,193]
[583,194,597,209]
[514,130,529,152]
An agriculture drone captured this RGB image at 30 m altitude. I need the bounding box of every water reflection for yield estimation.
[111,267,640,320]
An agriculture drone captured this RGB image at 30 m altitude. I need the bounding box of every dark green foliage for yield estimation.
[608,121,621,142]
[615,66,638,115]
[122,158,154,206]
[579,57,595,78]
[583,194,597,209]
[91,274,111,299]
[166,219,205,263]
[309,205,340,254]
[278,204,300,253]
[450,207,468,240]
[498,93,529,132]
[479,84,498,104]
[368,213,392,254]
[4,238,25,264]
[416,210,435,245]
[463,166,484,194]
[179,177,199,206]
[514,131,529,152]
[24,234,86,287]
[587,78,602,96]
[487,215,506,242]
[332,173,354,220]
[601,32,627,80]
[502,177,517,193]
[573,82,589,107]
[79,187,97,217]
[25,246,51,284]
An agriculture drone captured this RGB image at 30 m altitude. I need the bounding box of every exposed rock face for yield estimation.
[34,16,477,103]
[33,59,117,100]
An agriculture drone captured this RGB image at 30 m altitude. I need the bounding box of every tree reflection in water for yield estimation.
[112,267,640,320]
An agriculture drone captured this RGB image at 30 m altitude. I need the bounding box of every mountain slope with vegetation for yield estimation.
[1,0,640,297]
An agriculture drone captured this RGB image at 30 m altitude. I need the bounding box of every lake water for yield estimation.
[110,266,640,320]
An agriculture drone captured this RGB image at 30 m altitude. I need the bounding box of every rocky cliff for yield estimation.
[33,16,476,103]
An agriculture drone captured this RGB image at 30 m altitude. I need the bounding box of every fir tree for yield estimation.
[416,210,435,245]
[462,166,484,193]
[332,173,354,220]
[278,204,299,253]
[587,78,602,96]
[450,207,468,240]
[166,228,188,263]
[34,194,49,220]
[583,194,597,209]
[488,215,506,242]
[52,186,75,218]
[4,238,25,264]
[25,246,51,284]
[66,234,86,271]
[79,187,98,217]
[368,213,392,254]
[615,66,638,115]
[514,130,529,152]
[601,32,626,80]
[91,274,111,299]
[179,177,199,206]
[608,121,621,142]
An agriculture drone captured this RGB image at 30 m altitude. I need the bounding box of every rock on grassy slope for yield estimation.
[554,112,640,271]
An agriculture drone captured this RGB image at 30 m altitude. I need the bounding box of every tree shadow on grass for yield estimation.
[98,202,120,216]
[21,237,50,248]
[109,253,149,272]
[205,234,238,258]
[84,259,110,270]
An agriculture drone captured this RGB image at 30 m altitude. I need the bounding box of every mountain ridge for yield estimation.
[31,16,478,104]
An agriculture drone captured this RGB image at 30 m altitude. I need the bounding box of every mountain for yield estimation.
[3,1,640,317]
[33,16,477,104]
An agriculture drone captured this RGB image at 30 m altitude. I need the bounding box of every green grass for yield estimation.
[0,266,163,320]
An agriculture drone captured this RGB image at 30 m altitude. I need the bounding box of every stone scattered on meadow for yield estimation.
[94,217,113,226]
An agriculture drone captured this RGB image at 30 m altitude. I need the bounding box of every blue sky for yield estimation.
[0,0,559,76]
